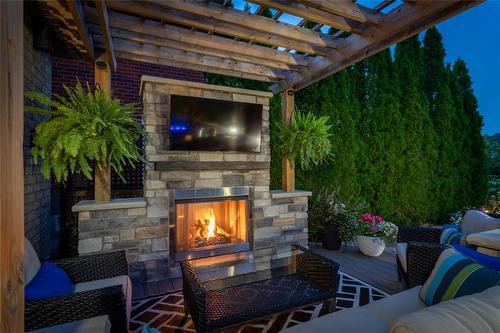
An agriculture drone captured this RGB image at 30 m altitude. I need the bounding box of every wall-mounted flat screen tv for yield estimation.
[169,95,262,153]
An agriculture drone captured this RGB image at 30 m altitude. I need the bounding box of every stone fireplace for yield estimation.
[170,186,252,262]
[74,77,311,286]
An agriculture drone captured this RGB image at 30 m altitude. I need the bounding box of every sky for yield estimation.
[232,0,500,135]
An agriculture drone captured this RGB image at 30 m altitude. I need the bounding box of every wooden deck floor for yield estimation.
[310,244,405,295]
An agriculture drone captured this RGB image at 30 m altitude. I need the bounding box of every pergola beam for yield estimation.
[94,0,116,70]
[271,0,484,93]
[250,0,367,34]
[145,0,340,49]
[106,0,335,56]
[86,9,312,68]
[91,26,303,72]
[66,0,94,59]
[301,0,384,24]
[115,51,279,83]
[113,40,286,81]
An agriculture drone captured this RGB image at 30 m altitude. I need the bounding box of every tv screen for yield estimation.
[169,95,262,152]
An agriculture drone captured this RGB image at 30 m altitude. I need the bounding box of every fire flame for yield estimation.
[207,208,216,238]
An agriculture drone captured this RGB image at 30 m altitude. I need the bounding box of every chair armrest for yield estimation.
[293,244,340,292]
[53,251,128,283]
[25,285,127,333]
[179,260,207,328]
[397,226,442,244]
[406,242,445,288]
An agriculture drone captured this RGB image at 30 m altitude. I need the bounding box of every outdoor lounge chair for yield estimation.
[396,210,500,287]
[24,238,131,332]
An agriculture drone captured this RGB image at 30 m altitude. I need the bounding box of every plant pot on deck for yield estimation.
[356,235,385,257]
[322,224,342,250]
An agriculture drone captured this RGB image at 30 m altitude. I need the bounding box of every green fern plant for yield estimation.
[25,82,143,183]
[277,110,333,170]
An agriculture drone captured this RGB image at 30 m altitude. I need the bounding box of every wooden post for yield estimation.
[282,88,295,192]
[0,1,24,331]
[94,60,112,201]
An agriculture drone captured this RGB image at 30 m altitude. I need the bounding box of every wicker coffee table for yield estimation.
[180,244,339,333]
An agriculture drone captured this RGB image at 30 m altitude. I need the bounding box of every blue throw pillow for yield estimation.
[419,247,500,306]
[440,224,462,245]
[453,244,500,271]
[25,262,74,301]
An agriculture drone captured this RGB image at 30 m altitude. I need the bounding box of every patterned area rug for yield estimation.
[129,272,388,333]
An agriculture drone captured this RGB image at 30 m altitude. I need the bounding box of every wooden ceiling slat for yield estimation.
[89,10,312,68]
[272,0,483,93]
[250,0,367,33]
[115,51,279,82]
[113,39,289,80]
[95,0,116,70]
[90,25,302,72]
[301,0,384,24]
[66,0,94,59]
[106,0,335,55]
[375,0,396,12]
[146,0,340,49]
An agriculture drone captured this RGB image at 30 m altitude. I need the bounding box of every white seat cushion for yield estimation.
[281,287,425,333]
[390,285,500,333]
[466,229,500,251]
[396,243,407,272]
[462,210,500,237]
[74,275,132,322]
[24,237,41,286]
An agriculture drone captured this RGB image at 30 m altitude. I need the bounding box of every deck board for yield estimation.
[310,244,405,295]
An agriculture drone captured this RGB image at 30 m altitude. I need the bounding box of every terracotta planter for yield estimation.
[356,235,385,257]
[322,224,342,250]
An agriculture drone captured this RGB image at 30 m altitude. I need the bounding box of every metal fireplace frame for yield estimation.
[169,186,253,264]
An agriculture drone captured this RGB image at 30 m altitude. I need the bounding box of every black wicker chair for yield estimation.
[25,251,129,333]
[396,226,445,288]
[180,244,339,333]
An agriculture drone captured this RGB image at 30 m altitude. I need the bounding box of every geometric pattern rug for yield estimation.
[129,271,388,333]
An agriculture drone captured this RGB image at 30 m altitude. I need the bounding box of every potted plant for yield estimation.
[277,110,333,171]
[25,82,143,198]
[354,213,398,257]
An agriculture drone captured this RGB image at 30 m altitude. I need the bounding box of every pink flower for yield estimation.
[362,213,374,222]
[376,215,383,223]
[370,226,378,233]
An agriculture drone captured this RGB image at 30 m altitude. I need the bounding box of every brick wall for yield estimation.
[24,24,52,260]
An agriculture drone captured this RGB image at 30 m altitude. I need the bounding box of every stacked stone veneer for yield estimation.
[75,77,311,285]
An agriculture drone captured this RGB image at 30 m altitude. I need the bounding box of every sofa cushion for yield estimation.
[419,247,500,306]
[74,275,132,322]
[440,224,462,245]
[25,262,74,301]
[281,306,388,333]
[462,210,500,237]
[466,228,500,252]
[391,285,500,333]
[24,237,41,286]
[281,287,424,333]
[396,243,407,272]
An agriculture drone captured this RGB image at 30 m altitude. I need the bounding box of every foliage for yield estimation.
[486,134,500,176]
[354,214,398,245]
[277,110,333,170]
[449,211,464,227]
[25,82,143,182]
[308,187,368,242]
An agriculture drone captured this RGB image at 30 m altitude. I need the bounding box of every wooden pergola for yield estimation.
[0,0,483,331]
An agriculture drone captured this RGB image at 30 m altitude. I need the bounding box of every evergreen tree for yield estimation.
[363,49,404,221]
[395,36,434,223]
[453,59,489,205]
[423,27,458,216]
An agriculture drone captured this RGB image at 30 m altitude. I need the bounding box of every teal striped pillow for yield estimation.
[419,247,500,306]
[440,225,462,245]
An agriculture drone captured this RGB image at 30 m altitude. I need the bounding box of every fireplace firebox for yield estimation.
[170,186,252,263]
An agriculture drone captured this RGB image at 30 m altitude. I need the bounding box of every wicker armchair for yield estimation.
[396,226,444,288]
[25,251,130,333]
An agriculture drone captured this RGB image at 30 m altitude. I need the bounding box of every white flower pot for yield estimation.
[356,235,385,257]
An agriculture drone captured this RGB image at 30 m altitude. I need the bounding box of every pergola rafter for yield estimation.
[40,0,483,92]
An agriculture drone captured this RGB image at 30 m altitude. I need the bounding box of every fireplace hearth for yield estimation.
[170,186,252,263]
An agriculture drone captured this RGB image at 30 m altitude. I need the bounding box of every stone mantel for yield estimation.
[72,198,146,212]
[270,190,312,199]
